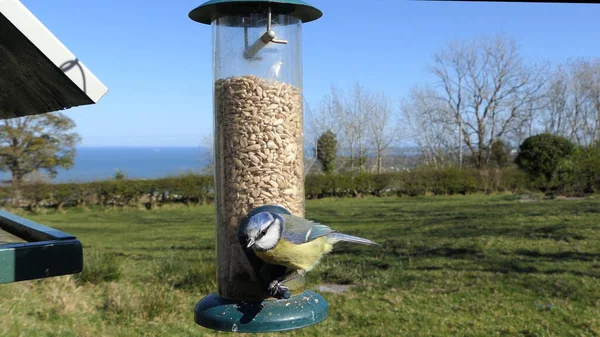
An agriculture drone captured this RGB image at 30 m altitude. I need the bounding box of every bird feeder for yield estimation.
[189,0,326,333]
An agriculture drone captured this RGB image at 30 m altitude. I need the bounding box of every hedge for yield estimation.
[304,168,532,199]
[2,173,214,210]
[7,164,600,210]
[0,168,541,211]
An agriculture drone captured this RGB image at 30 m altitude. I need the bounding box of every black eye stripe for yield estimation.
[256,220,276,240]
[256,228,267,239]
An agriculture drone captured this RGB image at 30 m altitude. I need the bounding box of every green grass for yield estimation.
[1,194,599,336]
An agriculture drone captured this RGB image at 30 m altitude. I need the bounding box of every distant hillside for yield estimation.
[302,146,422,158]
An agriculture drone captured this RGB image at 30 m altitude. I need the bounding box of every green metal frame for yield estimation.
[0,210,83,284]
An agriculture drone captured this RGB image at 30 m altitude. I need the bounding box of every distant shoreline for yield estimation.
[0,146,421,184]
[72,145,209,149]
[0,147,212,183]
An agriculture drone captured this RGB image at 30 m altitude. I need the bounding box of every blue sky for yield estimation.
[20,0,600,147]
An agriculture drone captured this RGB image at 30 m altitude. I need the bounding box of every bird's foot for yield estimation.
[267,280,290,299]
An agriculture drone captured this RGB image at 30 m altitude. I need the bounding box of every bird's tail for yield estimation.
[328,233,380,247]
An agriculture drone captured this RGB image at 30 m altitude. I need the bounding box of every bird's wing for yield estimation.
[278,214,335,244]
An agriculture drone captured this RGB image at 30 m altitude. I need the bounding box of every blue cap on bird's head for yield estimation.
[247,212,275,231]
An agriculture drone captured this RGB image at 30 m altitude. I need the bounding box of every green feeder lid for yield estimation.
[189,0,323,25]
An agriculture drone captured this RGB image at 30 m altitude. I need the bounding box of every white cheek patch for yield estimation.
[257,224,280,250]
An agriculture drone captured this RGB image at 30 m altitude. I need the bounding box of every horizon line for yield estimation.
[76,145,206,148]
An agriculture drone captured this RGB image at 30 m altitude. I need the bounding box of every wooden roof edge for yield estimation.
[0,0,108,106]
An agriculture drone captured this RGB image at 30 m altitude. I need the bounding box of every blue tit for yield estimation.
[240,211,380,296]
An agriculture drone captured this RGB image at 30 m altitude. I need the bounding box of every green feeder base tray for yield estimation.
[195,290,328,333]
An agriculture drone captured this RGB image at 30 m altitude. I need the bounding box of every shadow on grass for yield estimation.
[129,244,215,253]
[424,222,588,241]
[411,256,600,279]
[168,244,214,251]
[512,249,600,262]
[411,246,485,259]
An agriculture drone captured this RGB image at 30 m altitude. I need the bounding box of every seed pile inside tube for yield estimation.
[215,75,305,234]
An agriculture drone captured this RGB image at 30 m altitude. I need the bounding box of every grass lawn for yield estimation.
[0,194,599,336]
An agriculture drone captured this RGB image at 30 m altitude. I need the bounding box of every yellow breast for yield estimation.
[255,236,333,272]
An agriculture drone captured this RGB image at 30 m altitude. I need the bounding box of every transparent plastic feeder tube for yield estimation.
[212,13,305,300]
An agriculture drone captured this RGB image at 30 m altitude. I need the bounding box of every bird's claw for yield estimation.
[267,280,290,299]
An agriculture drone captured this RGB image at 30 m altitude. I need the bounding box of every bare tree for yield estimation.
[308,85,347,173]
[401,86,457,168]
[564,63,581,144]
[577,59,600,145]
[331,83,371,172]
[306,86,341,147]
[431,33,546,168]
[349,83,372,172]
[540,58,600,146]
[313,83,401,174]
[318,83,371,173]
[303,98,332,175]
[541,64,570,137]
[512,100,543,148]
[369,90,397,173]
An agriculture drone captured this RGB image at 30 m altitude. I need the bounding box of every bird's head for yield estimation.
[242,212,283,252]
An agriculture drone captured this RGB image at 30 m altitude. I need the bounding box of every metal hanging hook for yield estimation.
[244,6,288,60]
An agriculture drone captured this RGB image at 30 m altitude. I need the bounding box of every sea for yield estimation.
[0,146,420,184]
[0,147,212,183]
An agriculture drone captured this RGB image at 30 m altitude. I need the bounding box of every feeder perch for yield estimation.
[0,0,108,283]
[189,0,326,333]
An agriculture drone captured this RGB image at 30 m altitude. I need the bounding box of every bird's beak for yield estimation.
[246,238,255,248]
